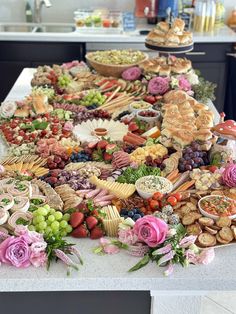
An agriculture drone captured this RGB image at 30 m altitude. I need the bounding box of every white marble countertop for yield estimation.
[0,25,235,44]
[0,68,232,292]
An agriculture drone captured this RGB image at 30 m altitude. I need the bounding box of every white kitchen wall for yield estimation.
[0,0,235,23]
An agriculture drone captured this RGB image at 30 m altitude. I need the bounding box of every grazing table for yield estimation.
[0,69,233,314]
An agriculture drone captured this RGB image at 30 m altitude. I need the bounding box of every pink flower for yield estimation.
[30,251,47,267]
[133,216,168,248]
[178,75,191,91]
[118,229,138,245]
[99,238,120,255]
[197,248,215,265]
[185,249,198,264]
[157,250,175,266]
[179,235,197,248]
[148,77,169,95]
[0,236,31,268]
[163,262,174,276]
[14,226,44,244]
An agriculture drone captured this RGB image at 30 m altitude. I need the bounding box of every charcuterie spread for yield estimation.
[0,42,235,275]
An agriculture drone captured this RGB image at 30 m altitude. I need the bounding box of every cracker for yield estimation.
[216,233,230,245]
[219,227,234,242]
[205,226,218,235]
[182,213,197,225]
[198,217,214,227]
[187,223,202,236]
[216,217,231,228]
[198,232,216,247]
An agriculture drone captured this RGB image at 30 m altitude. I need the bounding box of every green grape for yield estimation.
[49,208,56,214]
[51,221,60,231]
[38,207,48,216]
[44,204,50,211]
[61,231,67,237]
[66,225,73,233]
[48,214,55,223]
[45,226,52,235]
[35,224,41,232]
[60,220,68,229]
[33,217,38,225]
[39,221,47,230]
[54,211,63,221]
[36,215,45,223]
[28,225,36,231]
[63,213,70,221]
[32,211,38,217]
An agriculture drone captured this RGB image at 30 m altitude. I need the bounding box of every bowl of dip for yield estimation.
[135,175,173,199]
[198,195,236,220]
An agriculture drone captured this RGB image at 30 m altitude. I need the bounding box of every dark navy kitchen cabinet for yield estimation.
[0,41,85,101]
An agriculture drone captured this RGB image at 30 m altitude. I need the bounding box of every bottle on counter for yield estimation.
[25,1,33,23]
[227,6,236,31]
[215,0,225,28]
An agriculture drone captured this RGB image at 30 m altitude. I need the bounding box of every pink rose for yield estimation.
[185,249,198,264]
[148,77,169,95]
[118,229,138,245]
[0,236,31,268]
[133,216,168,247]
[178,75,191,91]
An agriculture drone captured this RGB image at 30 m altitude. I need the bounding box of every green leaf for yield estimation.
[175,224,186,238]
[32,120,49,130]
[128,255,150,272]
[16,218,29,226]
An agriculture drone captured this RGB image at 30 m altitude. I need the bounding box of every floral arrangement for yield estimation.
[95,216,215,276]
[0,226,83,273]
[145,70,199,96]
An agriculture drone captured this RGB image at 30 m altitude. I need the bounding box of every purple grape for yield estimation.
[185,165,193,171]
[179,164,185,172]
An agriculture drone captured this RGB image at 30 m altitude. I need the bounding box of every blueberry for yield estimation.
[124,215,128,219]
[128,211,134,217]
[140,212,144,217]
[120,209,128,215]
[133,214,141,221]
[132,208,138,214]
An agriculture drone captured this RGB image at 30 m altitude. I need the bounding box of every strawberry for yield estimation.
[97,140,108,150]
[69,212,84,228]
[71,224,88,238]
[90,226,104,239]
[88,141,98,149]
[128,122,139,132]
[77,202,89,213]
[103,152,113,162]
[86,216,98,230]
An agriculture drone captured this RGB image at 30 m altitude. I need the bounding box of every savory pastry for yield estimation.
[163,90,189,104]
[32,94,48,115]
[195,114,214,129]
[147,31,165,44]
[155,21,169,34]
[14,107,30,118]
[179,31,193,44]
[172,129,194,149]
[159,65,171,76]
[165,32,180,46]
[172,18,185,33]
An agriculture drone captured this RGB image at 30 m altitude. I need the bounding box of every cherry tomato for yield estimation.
[152,192,164,201]
[149,200,160,210]
[171,192,182,202]
[167,196,178,206]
